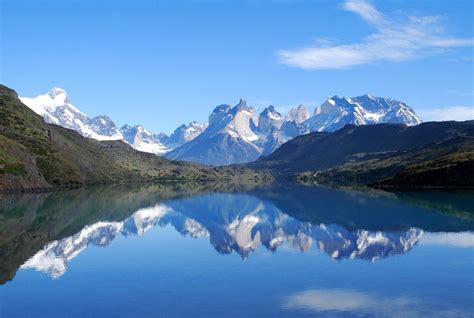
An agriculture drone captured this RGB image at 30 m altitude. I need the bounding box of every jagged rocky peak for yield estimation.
[209,104,233,126]
[121,124,157,140]
[119,124,170,155]
[105,122,171,155]
[285,104,310,124]
[260,105,281,117]
[20,87,123,140]
[164,99,262,165]
[88,115,122,137]
[258,105,284,134]
[306,94,422,132]
[208,99,258,133]
[230,98,258,117]
[236,98,247,108]
[166,121,208,147]
[227,99,259,141]
[314,95,347,115]
[20,87,423,165]
[353,94,422,126]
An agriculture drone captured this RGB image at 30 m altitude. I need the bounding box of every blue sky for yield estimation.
[1,0,473,134]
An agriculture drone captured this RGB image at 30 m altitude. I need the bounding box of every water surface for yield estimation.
[1,183,473,317]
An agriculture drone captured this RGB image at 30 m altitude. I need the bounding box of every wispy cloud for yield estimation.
[283,288,419,316]
[277,0,473,70]
[421,232,474,248]
[283,288,470,317]
[418,106,473,121]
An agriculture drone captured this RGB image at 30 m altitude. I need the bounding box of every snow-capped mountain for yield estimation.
[305,94,421,132]
[87,116,123,139]
[21,88,422,165]
[164,99,263,165]
[19,88,206,156]
[120,124,170,155]
[20,193,424,278]
[20,88,123,141]
[164,99,301,165]
[255,106,304,156]
[167,95,422,165]
[166,121,209,148]
[256,105,284,135]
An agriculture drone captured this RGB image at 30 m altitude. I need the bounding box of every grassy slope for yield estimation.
[251,122,474,174]
[296,137,474,188]
[0,85,267,191]
[249,121,474,188]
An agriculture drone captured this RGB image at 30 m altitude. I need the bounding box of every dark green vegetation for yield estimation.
[249,121,474,188]
[0,85,268,192]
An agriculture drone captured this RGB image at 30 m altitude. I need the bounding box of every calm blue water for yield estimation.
[0,183,473,317]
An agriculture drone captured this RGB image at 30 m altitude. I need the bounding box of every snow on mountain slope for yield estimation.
[20,195,424,277]
[165,100,306,165]
[255,106,304,156]
[21,88,422,165]
[257,105,284,135]
[306,94,421,132]
[230,101,260,143]
[20,88,175,155]
[166,121,209,148]
[166,95,422,165]
[164,99,263,165]
[20,88,123,141]
[120,124,170,155]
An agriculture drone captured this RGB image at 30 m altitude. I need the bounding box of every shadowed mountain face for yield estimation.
[249,121,474,188]
[1,183,472,283]
[252,121,474,173]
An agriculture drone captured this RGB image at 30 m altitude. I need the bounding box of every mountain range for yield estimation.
[2,182,473,284]
[3,84,472,190]
[250,121,474,188]
[20,88,421,165]
[0,85,267,192]
[19,88,208,155]
[20,193,424,278]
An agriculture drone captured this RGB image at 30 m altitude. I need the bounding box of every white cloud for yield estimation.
[421,232,474,248]
[343,0,385,26]
[277,0,473,70]
[418,106,473,121]
[283,288,470,317]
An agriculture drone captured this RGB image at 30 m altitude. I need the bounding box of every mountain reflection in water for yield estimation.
[1,183,472,283]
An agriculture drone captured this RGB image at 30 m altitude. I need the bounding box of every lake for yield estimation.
[1,183,473,317]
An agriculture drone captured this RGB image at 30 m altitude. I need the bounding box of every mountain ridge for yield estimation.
[0,85,268,192]
[21,88,423,165]
[19,88,207,155]
[249,121,474,188]
[165,95,422,165]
